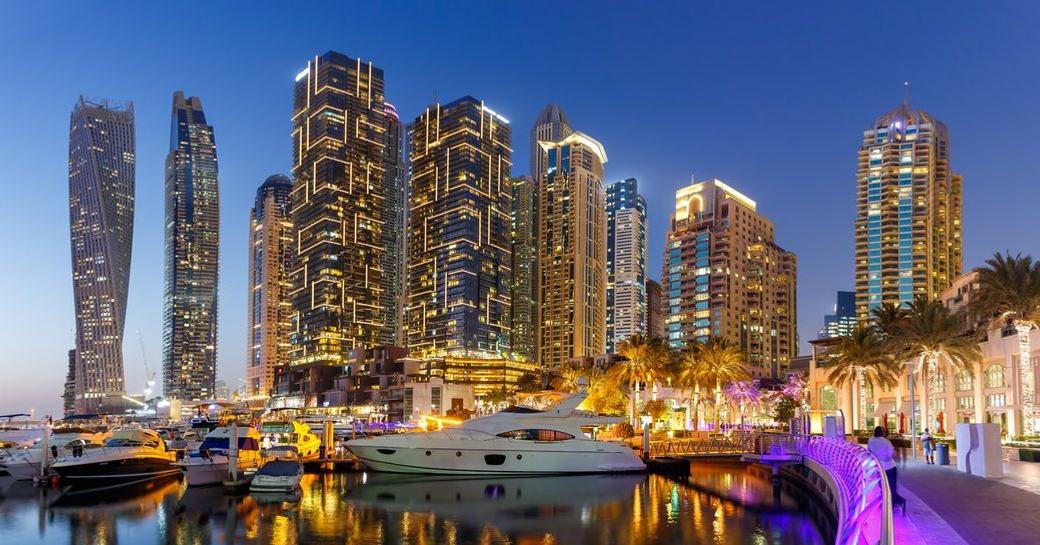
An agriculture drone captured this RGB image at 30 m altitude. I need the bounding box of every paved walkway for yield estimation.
[897,459,1040,545]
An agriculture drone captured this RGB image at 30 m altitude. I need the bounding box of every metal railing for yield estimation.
[647,432,757,458]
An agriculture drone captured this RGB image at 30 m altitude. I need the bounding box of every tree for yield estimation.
[642,399,669,425]
[972,252,1040,435]
[724,379,762,430]
[516,372,541,393]
[872,302,909,339]
[612,335,672,425]
[676,337,749,431]
[897,296,981,433]
[772,396,799,427]
[827,325,900,431]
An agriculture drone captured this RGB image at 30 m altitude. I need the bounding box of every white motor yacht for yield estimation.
[51,428,178,483]
[0,414,44,447]
[345,392,645,475]
[2,425,108,480]
[259,421,321,460]
[177,426,263,486]
[250,446,303,494]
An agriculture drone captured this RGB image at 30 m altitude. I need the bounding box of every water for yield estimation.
[0,462,829,544]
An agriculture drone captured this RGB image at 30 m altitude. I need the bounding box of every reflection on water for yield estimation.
[0,462,827,544]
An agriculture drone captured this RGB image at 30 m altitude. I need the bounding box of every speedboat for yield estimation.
[259,421,321,460]
[2,425,108,480]
[345,392,646,475]
[250,446,303,494]
[51,428,179,483]
[177,426,263,486]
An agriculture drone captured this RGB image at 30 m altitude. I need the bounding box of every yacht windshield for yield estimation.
[104,438,159,448]
[498,406,544,414]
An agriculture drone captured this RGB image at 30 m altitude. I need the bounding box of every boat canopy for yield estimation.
[194,436,260,453]
[257,460,300,477]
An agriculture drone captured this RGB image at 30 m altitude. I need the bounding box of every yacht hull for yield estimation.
[5,458,43,480]
[53,457,180,482]
[347,442,646,475]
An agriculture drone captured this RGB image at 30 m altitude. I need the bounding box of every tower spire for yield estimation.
[903,81,910,106]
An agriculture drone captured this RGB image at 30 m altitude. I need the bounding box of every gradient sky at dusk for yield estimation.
[2,1,1038,416]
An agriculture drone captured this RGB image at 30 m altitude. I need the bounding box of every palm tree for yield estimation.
[872,302,909,340]
[897,296,981,432]
[827,325,900,431]
[613,335,672,425]
[549,365,584,393]
[972,252,1040,436]
[724,379,762,430]
[675,350,710,430]
[677,337,749,431]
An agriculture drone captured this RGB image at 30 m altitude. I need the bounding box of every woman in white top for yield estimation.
[867,426,906,512]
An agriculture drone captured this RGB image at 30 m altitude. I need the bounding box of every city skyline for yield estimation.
[3,2,1038,415]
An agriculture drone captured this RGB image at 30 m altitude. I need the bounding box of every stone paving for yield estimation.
[896,458,1040,545]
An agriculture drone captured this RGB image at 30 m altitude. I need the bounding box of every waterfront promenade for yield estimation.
[896,458,1040,545]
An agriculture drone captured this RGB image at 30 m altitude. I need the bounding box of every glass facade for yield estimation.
[68,96,135,413]
[510,175,538,363]
[163,92,220,402]
[605,177,648,353]
[380,102,405,346]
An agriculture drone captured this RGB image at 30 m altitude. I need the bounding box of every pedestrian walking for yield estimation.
[921,428,935,464]
[868,426,907,512]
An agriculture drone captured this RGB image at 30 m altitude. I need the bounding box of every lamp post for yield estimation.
[907,363,917,460]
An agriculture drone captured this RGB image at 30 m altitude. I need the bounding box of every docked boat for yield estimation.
[0,414,44,447]
[51,428,179,483]
[2,424,108,480]
[345,392,646,475]
[259,421,321,460]
[177,426,263,486]
[250,446,303,494]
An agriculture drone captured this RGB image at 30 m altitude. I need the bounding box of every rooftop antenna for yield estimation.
[903,81,910,106]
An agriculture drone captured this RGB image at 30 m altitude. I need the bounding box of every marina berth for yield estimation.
[177,426,263,486]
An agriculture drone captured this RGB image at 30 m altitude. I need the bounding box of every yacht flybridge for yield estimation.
[345,392,645,475]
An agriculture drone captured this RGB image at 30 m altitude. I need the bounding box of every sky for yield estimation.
[1,1,1038,417]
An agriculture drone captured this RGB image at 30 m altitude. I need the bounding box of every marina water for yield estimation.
[0,462,828,544]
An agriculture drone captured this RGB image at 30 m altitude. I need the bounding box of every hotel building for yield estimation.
[247,175,294,398]
[163,92,220,402]
[537,132,608,370]
[405,96,535,396]
[68,96,134,413]
[854,101,962,320]
[606,178,648,352]
[281,51,395,406]
[662,178,797,378]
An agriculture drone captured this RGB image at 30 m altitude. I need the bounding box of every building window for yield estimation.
[933,371,946,393]
[987,394,1006,408]
[985,365,1005,388]
[955,370,974,392]
[820,385,837,410]
[957,396,974,410]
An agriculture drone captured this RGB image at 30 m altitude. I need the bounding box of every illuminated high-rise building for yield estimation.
[606,178,648,352]
[406,97,535,396]
[284,51,393,406]
[247,175,294,398]
[163,92,220,402]
[646,279,667,340]
[530,104,572,183]
[510,175,538,363]
[663,178,797,378]
[381,102,405,345]
[855,101,963,320]
[818,291,857,339]
[538,132,608,370]
[68,96,134,413]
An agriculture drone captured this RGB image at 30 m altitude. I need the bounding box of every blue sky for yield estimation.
[1,1,1038,416]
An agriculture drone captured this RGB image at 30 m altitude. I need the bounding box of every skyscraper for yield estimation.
[663,178,797,378]
[163,92,220,403]
[68,96,134,413]
[510,175,538,363]
[381,102,405,346]
[63,349,76,417]
[406,97,535,395]
[606,178,648,352]
[247,175,294,398]
[855,101,963,320]
[538,132,608,370]
[818,291,856,339]
[285,51,393,406]
[646,279,667,340]
[530,104,572,182]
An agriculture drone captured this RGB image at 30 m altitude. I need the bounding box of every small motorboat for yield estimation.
[177,426,263,486]
[51,428,178,484]
[250,446,303,494]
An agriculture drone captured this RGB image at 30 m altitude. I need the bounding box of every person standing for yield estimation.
[868,426,907,512]
[920,428,935,464]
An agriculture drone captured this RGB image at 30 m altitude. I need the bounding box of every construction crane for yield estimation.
[137,330,157,398]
